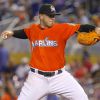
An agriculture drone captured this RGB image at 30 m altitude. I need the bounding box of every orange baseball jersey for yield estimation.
[24,23,80,71]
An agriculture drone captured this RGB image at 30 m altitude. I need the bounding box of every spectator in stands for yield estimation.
[91,58,100,73]
[0,0,11,20]
[1,87,11,100]
[10,4,29,25]
[13,57,29,95]
[0,42,9,73]
[81,47,93,72]
[82,47,90,61]
[6,60,17,78]
[77,8,90,24]
[91,15,100,27]
[93,83,100,100]
[0,81,3,99]
[15,57,29,80]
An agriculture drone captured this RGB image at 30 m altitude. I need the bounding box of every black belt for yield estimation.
[30,68,62,77]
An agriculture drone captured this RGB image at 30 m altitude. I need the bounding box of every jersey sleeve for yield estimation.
[63,23,80,40]
[24,25,31,40]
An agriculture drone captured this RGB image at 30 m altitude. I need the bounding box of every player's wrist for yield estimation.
[7,30,14,36]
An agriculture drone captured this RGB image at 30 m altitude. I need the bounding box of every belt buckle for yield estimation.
[45,70,62,77]
[39,71,55,77]
[45,72,55,77]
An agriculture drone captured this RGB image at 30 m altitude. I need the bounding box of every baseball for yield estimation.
[1,34,7,40]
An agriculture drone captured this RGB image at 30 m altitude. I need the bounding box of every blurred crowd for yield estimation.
[0,0,100,100]
[0,0,100,26]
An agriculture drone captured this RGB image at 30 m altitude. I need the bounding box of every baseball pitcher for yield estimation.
[1,4,100,100]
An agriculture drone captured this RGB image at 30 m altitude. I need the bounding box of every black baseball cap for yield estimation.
[39,4,61,17]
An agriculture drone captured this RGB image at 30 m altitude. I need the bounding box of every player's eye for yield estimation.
[48,14,55,18]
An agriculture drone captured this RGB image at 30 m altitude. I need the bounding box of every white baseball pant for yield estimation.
[18,70,88,100]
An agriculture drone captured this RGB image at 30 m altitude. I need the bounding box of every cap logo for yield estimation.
[50,6,55,12]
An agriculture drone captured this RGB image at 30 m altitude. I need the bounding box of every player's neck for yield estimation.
[40,22,49,29]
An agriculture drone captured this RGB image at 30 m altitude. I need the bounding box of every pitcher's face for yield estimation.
[39,14,55,28]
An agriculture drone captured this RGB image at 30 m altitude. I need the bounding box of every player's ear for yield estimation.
[39,14,44,20]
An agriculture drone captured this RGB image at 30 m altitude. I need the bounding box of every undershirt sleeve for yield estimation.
[78,24,96,32]
[13,29,28,39]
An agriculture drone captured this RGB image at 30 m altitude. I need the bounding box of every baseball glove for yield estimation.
[77,31,100,46]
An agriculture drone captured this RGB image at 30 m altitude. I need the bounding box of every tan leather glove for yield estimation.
[77,31,100,46]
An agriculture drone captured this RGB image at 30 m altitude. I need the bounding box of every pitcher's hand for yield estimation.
[0,31,14,40]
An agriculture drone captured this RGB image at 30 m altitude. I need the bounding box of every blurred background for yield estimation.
[0,0,100,100]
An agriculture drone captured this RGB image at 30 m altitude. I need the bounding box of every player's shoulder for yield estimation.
[58,23,78,26]
[55,23,69,28]
[56,23,80,29]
